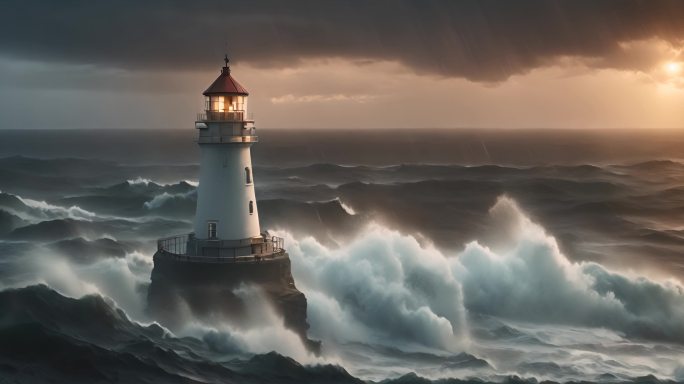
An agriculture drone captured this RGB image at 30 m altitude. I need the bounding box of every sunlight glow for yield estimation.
[664,61,681,76]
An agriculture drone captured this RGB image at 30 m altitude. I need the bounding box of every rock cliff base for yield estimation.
[147,251,320,354]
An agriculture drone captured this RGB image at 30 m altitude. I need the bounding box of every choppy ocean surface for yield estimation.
[1,129,684,383]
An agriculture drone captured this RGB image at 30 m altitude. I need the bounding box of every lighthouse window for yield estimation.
[207,221,217,239]
[209,96,226,112]
[249,201,254,215]
[245,167,252,184]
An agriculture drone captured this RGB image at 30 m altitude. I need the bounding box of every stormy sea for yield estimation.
[1,128,684,384]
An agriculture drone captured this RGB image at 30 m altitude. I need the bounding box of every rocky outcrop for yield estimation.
[147,251,320,354]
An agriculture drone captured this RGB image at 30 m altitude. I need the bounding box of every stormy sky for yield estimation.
[1,0,684,129]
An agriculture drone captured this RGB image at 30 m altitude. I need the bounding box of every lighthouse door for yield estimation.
[207,221,217,239]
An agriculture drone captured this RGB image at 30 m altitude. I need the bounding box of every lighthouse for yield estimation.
[148,56,318,352]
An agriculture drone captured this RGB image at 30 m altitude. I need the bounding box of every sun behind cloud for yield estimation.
[665,61,681,76]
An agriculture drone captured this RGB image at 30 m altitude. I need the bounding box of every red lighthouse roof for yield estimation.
[203,56,249,96]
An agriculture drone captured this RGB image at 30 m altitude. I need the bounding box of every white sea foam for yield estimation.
[337,198,357,215]
[285,227,468,351]
[274,196,684,380]
[126,177,155,186]
[15,195,97,221]
[284,197,684,348]
[127,177,198,187]
[23,248,155,321]
[0,190,140,223]
[178,284,321,363]
[143,190,194,210]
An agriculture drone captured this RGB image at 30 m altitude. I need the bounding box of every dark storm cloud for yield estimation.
[1,0,684,81]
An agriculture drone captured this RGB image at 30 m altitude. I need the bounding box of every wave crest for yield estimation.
[283,195,684,352]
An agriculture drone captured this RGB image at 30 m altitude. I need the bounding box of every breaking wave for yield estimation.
[126,177,155,185]
[0,285,357,383]
[283,196,684,368]
[0,191,98,222]
[16,196,97,221]
[143,190,195,210]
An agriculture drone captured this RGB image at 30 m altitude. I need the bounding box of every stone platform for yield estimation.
[146,249,320,354]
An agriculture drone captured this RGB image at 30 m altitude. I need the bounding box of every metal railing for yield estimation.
[196,135,258,144]
[197,111,248,122]
[157,234,189,255]
[157,233,285,262]
[159,252,285,264]
[272,236,284,253]
[195,119,258,144]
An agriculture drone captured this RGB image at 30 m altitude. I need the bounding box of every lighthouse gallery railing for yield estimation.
[197,111,252,122]
[157,233,285,261]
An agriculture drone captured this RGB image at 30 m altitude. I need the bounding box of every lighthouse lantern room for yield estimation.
[201,55,249,123]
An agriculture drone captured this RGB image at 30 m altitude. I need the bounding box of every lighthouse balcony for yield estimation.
[196,135,258,144]
[197,111,254,123]
[195,122,258,144]
[157,233,286,263]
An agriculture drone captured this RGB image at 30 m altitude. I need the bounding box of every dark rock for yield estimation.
[147,251,321,354]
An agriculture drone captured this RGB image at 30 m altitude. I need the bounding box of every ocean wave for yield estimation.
[618,159,684,170]
[48,237,131,262]
[124,177,198,190]
[143,190,196,211]
[8,219,104,241]
[126,177,155,185]
[0,209,26,236]
[0,155,116,174]
[7,217,191,244]
[16,195,98,221]
[280,196,684,380]
[260,162,628,186]
[0,191,98,223]
[101,179,195,195]
[0,285,359,383]
[259,198,364,247]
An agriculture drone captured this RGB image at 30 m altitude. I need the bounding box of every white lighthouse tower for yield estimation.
[149,56,316,353]
[193,55,260,242]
